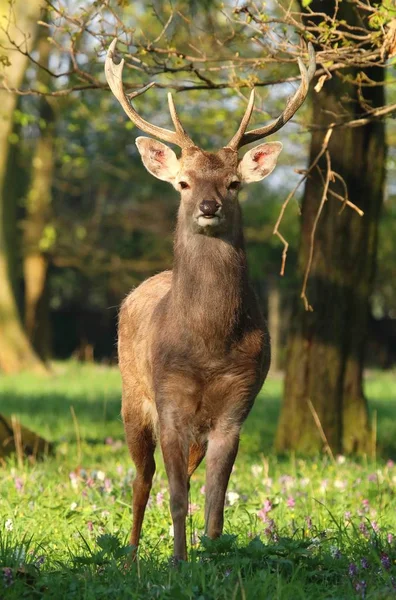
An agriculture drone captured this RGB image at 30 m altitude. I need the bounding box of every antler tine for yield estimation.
[105,38,195,149]
[225,89,255,151]
[227,43,316,151]
[167,93,188,136]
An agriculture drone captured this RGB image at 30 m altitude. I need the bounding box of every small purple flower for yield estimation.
[370,521,379,533]
[305,516,313,530]
[188,502,199,514]
[359,522,368,537]
[387,533,394,544]
[279,475,294,489]
[354,580,366,598]
[367,473,377,483]
[380,553,391,571]
[156,492,164,507]
[330,546,341,559]
[14,478,23,492]
[104,478,112,492]
[87,521,93,532]
[35,556,45,567]
[348,562,358,577]
[286,496,295,508]
[257,499,272,522]
[361,557,369,569]
[344,511,352,520]
[200,485,206,495]
[263,498,272,512]
[3,567,13,587]
[105,437,114,445]
[264,518,277,539]
[386,459,394,469]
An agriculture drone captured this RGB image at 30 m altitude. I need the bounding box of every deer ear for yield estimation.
[238,142,283,183]
[136,137,180,183]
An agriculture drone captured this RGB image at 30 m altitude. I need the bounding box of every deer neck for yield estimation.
[171,211,249,343]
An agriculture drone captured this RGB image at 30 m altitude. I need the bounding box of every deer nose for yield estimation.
[199,200,221,216]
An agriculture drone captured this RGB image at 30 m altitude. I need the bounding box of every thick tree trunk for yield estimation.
[0,0,46,373]
[276,1,386,454]
[23,31,54,362]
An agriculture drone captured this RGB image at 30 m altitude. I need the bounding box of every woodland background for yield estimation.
[0,0,395,457]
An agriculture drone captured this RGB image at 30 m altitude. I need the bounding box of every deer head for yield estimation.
[105,39,315,237]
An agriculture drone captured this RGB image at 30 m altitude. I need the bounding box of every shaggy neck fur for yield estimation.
[171,206,249,347]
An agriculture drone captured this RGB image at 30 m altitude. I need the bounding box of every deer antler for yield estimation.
[226,43,316,151]
[105,38,195,149]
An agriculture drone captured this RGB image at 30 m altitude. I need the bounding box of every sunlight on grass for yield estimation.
[0,363,396,598]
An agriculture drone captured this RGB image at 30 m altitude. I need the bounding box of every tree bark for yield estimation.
[276,1,386,454]
[268,277,282,373]
[0,0,46,373]
[23,30,54,362]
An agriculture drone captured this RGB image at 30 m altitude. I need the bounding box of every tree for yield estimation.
[0,0,46,373]
[276,0,387,454]
[22,25,54,362]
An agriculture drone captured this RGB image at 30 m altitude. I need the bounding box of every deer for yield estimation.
[105,39,315,562]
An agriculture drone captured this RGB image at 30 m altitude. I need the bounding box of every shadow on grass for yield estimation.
[0,366,396,459]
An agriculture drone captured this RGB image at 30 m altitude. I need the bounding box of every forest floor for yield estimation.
[0,363,396,599]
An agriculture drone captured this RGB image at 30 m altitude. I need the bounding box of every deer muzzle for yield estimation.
[197,200,222,228]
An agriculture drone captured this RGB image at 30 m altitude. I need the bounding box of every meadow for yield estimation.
[0,363,396,599]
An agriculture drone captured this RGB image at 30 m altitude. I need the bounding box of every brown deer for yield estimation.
[105,39,315,561]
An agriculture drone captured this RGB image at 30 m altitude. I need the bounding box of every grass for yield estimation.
[0,363,396,598]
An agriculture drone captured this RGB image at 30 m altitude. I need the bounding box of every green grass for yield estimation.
[1,363,396,598]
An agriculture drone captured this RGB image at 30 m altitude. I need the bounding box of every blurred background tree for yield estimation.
[0,0,395,455]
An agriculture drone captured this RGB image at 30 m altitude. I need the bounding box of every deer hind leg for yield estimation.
[204,427,240,539]
[188,441,207,484]
[123,402,156,550]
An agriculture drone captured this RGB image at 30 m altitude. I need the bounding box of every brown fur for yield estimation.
[118,147,271,560]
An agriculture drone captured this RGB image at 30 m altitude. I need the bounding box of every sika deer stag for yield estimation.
[105,39,315,561]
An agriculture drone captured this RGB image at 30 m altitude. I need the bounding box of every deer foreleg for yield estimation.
[204,428,240,539]
[160,428,189,561]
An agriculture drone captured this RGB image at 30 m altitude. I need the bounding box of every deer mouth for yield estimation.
[196,215,222,227]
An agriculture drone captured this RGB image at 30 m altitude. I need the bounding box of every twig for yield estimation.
[273,126,334,276]
[300,150,332,311]
[11,415,23,469]
[371,409,377,462]
[306,399,336,463]
[70,405,82,467]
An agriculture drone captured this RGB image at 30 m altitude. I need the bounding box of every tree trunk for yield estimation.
[0,0,46,373]
[276,1,386,454]
[268,277,281,373]
[23,30,54,362]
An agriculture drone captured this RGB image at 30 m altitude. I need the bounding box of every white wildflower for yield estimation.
[70,502,78,511]
[226,491,240,506]
[96,470,106,481]
[5,519,13,531]
[251,465,263,478]
[334,479,347,491]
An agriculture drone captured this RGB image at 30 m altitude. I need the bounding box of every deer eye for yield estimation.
[228,180,241,191]
[179,181,190,190]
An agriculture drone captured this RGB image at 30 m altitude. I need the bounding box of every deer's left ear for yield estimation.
[238,142,283,183]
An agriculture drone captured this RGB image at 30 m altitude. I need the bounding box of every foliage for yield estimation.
[0,364,396,597]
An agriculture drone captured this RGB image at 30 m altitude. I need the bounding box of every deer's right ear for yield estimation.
[136,137,180,184]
